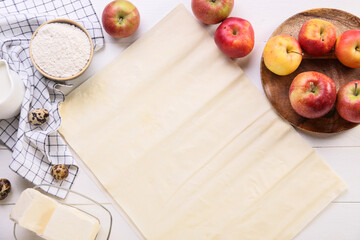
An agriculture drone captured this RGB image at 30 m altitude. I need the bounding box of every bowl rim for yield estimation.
[29,18,94,82]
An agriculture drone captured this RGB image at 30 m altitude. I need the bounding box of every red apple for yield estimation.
[102,0,140,39]
[298,19,337,56]
[336,80,360,123]
[214,17,254,58]
[335,30,360,68]
[191,0,234,25]
[289,71,336,119]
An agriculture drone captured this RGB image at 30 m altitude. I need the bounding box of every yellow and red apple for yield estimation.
[336,80,360,123]
[214,17,254,58]
[191,0,234,25]
[102,0,140,39]
[289,71,336,119]
[335,30,360,68]
[298,19,337,56]
[263,35,302,76]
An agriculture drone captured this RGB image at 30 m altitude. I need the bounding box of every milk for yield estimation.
[0,60,25,119]
[0,61,11,102]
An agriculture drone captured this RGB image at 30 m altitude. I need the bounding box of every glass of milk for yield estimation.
[0,59,25,119]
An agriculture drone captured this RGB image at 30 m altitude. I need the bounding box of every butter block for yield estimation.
[10,188,58,235]
[10,189,101,240]
[42,204,100,240]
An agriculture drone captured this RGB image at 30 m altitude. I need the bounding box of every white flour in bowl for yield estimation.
[31,22,91,78]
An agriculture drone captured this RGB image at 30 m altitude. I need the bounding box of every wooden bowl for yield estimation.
[29,19,94,82]
[261,8,360,133]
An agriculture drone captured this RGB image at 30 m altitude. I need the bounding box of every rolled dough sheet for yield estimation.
[59,4,346,240]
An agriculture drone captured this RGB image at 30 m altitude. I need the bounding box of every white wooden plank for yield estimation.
[315,147,360,203]
[0,149,34,205]
[296,203,360,240]
[299,127,360,147]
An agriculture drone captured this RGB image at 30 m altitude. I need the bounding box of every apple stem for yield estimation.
[355,82,358,96]
[288,51,303,56]
[310,82,315,93]
[320,27,325,41]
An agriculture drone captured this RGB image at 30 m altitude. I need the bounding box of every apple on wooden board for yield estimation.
[102,0,140,39]
[263,35,302,76]
[336,80,360,123]
[298,19,337,56]
[214,17,254,58]
[191,0,234,25]
[335,29,360,68]
[289,71,337,119]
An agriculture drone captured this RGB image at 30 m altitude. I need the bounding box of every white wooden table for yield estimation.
[1,0,360,239]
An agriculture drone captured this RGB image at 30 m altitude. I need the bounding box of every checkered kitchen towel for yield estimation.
[0,0,104,198]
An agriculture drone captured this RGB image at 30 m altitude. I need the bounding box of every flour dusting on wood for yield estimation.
[31,23,91,78]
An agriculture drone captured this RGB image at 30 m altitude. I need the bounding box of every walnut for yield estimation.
[0,178,11,200]
[28,108,49,126]
[51,164,69,181]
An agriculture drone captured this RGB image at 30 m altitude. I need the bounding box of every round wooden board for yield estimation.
[260,8,360,133]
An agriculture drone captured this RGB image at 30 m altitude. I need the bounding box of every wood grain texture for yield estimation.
[261,8,360,133]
